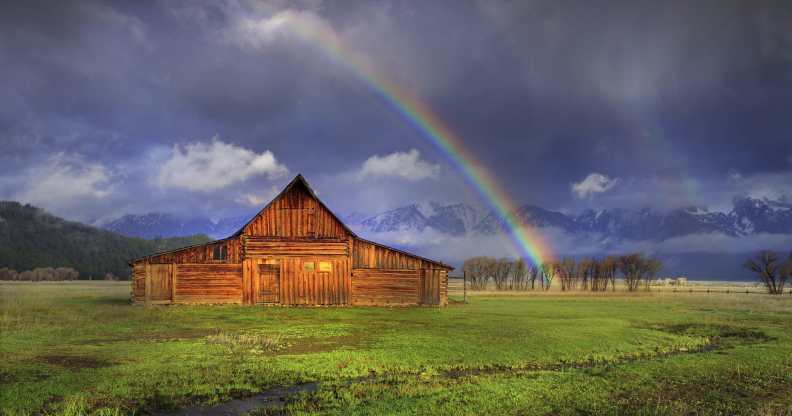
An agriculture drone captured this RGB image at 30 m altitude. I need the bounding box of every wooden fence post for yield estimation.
[463,271,467,304]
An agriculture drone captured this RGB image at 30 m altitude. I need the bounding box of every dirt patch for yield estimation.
[38,354,113,369]
[282,334,368,355]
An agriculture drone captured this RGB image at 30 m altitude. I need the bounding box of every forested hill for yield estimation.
[0,201,210,279]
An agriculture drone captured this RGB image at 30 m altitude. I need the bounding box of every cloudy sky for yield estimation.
[2,0,792,226]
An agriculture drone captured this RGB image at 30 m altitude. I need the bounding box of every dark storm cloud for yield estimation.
[1,0,791,223]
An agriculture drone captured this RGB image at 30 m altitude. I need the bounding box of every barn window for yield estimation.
[213,245,227,261]
[303,261,315,271]
[318,261,332,272]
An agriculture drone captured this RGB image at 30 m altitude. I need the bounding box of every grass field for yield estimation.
[1,282,792,415]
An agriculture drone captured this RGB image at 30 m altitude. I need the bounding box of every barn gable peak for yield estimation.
[232,174,356,238]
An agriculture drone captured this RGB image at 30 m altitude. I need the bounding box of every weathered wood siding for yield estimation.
[131,263,146,303]
[174,263,242,304]
[351,269,421,305]
[146,239,241,264]
[147,264,173,301]
[242,185,348,238]
[243,236,349,257]
[352,239,443,270]
[279,257,350,305]
[420,269,448,306]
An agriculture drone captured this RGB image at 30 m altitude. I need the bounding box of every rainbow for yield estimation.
[267,12,553,266]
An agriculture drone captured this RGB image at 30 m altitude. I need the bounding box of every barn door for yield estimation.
[421,269,440,305]
[146,264,173,303]
[257,264,280,304]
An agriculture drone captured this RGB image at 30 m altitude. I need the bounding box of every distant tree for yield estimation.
[558,257,579,291]
[603,256,619,291]
[644,258,663,290]
[510,258,528,290]
[493,258,513,290]
[540,261,557,290]
[618,253,662,292]
[744,250,788,295]
[463,256,492,290]
[578,258,593,290]
[528,263,539,290]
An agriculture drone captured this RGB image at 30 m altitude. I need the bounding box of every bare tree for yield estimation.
[493,258,513,290]
[603,256,619,291]
[578,258,592,290]
[744,251,788,295]
[619,253,644,292]
[528,263,539,290]
[558,257,579,291]
[463,257,491,290]
[618,253,662,292]
[511,258,528,290]
[540,261,557,290]
[644,258,663,290]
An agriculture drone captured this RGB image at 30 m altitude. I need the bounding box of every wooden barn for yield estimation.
[129,175,452,306]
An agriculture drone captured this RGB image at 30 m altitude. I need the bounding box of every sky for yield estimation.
[1,0,792,230]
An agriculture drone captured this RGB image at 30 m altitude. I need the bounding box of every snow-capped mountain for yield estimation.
[101,196,792,243]
[353,197,792,241]
[354,202,484,236]
[731,197,792,235]
[100,213,250,240]
[474,205,577,234]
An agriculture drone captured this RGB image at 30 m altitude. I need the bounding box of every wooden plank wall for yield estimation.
[145,239,241,264]
[173,263,243,304]
[243,237,348,257]
[352,239,445,270]
[279,257,350,305]
[148,264,173,301]
[351,269,421,305]
[243,185,348,238]
[439,270,448,306]
[131,263,146,303]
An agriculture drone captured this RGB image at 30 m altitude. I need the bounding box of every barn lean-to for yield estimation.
[130,174,452,306]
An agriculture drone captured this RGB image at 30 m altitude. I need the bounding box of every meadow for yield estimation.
[1,281,791,415]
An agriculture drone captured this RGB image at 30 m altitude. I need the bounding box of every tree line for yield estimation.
[462,253,662,292]
[0,266,83,281]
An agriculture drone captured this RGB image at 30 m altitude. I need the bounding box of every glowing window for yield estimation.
[303,262,315,271]
[318,261,332,272]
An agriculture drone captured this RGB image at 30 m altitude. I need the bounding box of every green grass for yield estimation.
[1,282,792,415]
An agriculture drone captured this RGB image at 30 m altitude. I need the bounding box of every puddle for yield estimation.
[156,382,320,416]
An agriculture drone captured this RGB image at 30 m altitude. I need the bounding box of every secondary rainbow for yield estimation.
[277,14,553,266]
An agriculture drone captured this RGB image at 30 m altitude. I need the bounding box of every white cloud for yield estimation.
[358,149,440,181]
[155,137,288,191]
[6,153,116,215]
[236,186,279,207]
[228,9,336,50]
[571,173,619,199]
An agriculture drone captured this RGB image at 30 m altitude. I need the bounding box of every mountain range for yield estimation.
[99,197,792,242]
[101,213,251,240]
